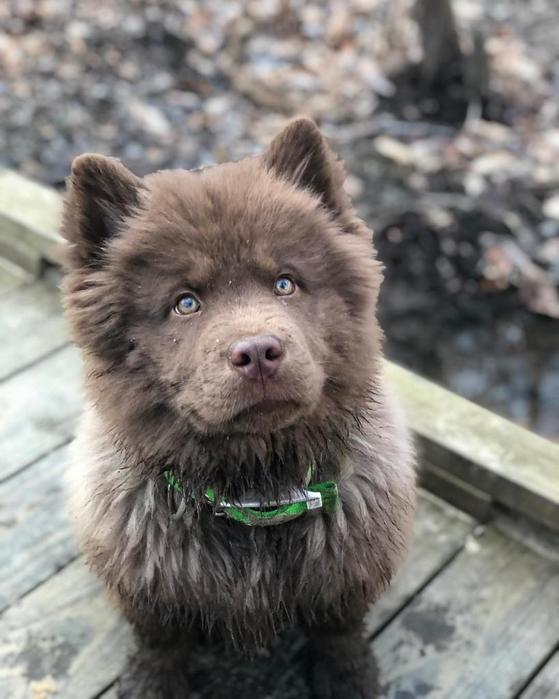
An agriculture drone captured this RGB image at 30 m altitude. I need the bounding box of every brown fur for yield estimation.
[62,117,416,698]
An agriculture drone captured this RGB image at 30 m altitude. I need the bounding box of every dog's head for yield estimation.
[63,118,382,483]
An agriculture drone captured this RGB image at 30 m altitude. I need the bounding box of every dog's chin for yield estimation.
[192,398,308,436]
[230,399,306,434]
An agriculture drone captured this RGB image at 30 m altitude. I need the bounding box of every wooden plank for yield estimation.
[0,445,77,612]
[520,652,559,698]
[0,346,82,482]
[373,527,559,698]
[0,281,68,381]
[365,490,475,635]
[385,361,559,531]
[0,260,29,296]
[0,558,131,699]
[420,461,493,522]
[0,170,63,275]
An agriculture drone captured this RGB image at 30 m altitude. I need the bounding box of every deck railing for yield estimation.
[1,168,558,531]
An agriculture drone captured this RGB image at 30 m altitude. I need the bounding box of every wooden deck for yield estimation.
[0,267,558,699]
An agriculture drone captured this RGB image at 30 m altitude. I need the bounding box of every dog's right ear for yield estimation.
[62,154,143,267]
[262,117,349,216]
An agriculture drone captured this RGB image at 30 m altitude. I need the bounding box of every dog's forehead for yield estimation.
[128,162,330,278]
[108,162,341,296]
[143,160,320,229]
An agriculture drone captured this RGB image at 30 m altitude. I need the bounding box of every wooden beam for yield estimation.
[419,460,493,523]
[386,362,559,531]
[0,170,64,274]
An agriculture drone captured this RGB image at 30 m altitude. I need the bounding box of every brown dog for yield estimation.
[62,117,416,698]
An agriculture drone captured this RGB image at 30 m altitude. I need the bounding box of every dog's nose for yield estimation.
[229,335,284,380]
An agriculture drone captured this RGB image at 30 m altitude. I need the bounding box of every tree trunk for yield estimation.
[416,0,463,88]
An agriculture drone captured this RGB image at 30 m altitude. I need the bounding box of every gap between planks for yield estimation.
[517,651,559,699]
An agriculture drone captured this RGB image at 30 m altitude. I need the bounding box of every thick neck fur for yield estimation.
[92,369,380,505]
[69,379,415,652]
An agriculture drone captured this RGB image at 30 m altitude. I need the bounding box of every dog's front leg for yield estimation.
[306,618,379,699]
[117,615,193,699]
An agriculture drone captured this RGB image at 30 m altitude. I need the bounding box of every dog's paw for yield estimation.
[310,649,379,699]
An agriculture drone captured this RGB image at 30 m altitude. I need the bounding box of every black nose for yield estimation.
[229,335,284,380]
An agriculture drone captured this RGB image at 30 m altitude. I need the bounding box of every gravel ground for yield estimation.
[1,0,558,437]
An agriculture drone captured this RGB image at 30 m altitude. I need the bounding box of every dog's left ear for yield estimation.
[62,154,143,267]
[262,117,349,215]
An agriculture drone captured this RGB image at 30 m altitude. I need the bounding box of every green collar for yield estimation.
[164,470,340,527]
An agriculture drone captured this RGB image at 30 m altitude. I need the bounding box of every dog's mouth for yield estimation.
[236,398,299,417]
[223,396,304,434]
[184,396,304,435]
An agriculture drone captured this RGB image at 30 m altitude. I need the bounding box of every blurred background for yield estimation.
[1,0,557,439]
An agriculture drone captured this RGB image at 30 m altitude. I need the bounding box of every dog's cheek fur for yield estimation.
[62,267,131,363]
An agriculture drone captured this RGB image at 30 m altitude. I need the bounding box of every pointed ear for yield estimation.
[262,117,349,214]
[62,154,143,266]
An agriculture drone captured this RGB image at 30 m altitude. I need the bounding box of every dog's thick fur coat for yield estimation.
[62,118,416,698]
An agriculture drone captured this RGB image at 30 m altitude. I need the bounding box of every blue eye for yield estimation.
[174,293,201,316]
[274,276,296,296]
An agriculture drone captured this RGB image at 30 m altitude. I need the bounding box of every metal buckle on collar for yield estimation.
[217,488,323,513]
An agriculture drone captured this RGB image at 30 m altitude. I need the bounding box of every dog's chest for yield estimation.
[108,477,365,622]
[138,489,335,589]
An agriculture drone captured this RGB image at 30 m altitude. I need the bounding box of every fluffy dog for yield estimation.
[62,117,416,698]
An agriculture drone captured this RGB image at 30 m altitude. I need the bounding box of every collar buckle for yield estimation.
[218,488,323,512]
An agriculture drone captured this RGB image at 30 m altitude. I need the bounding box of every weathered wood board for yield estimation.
[0,262,28,297]
[0,169,63,274]
[374,527,559,698]
[420,459,493,522]
[365,490,475,635]
[0,445,76,612]
[386,362,559,531]
[0,346,82,481]
[0,558,131,699]
[520,652,559,698]
[0,281,68,381]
